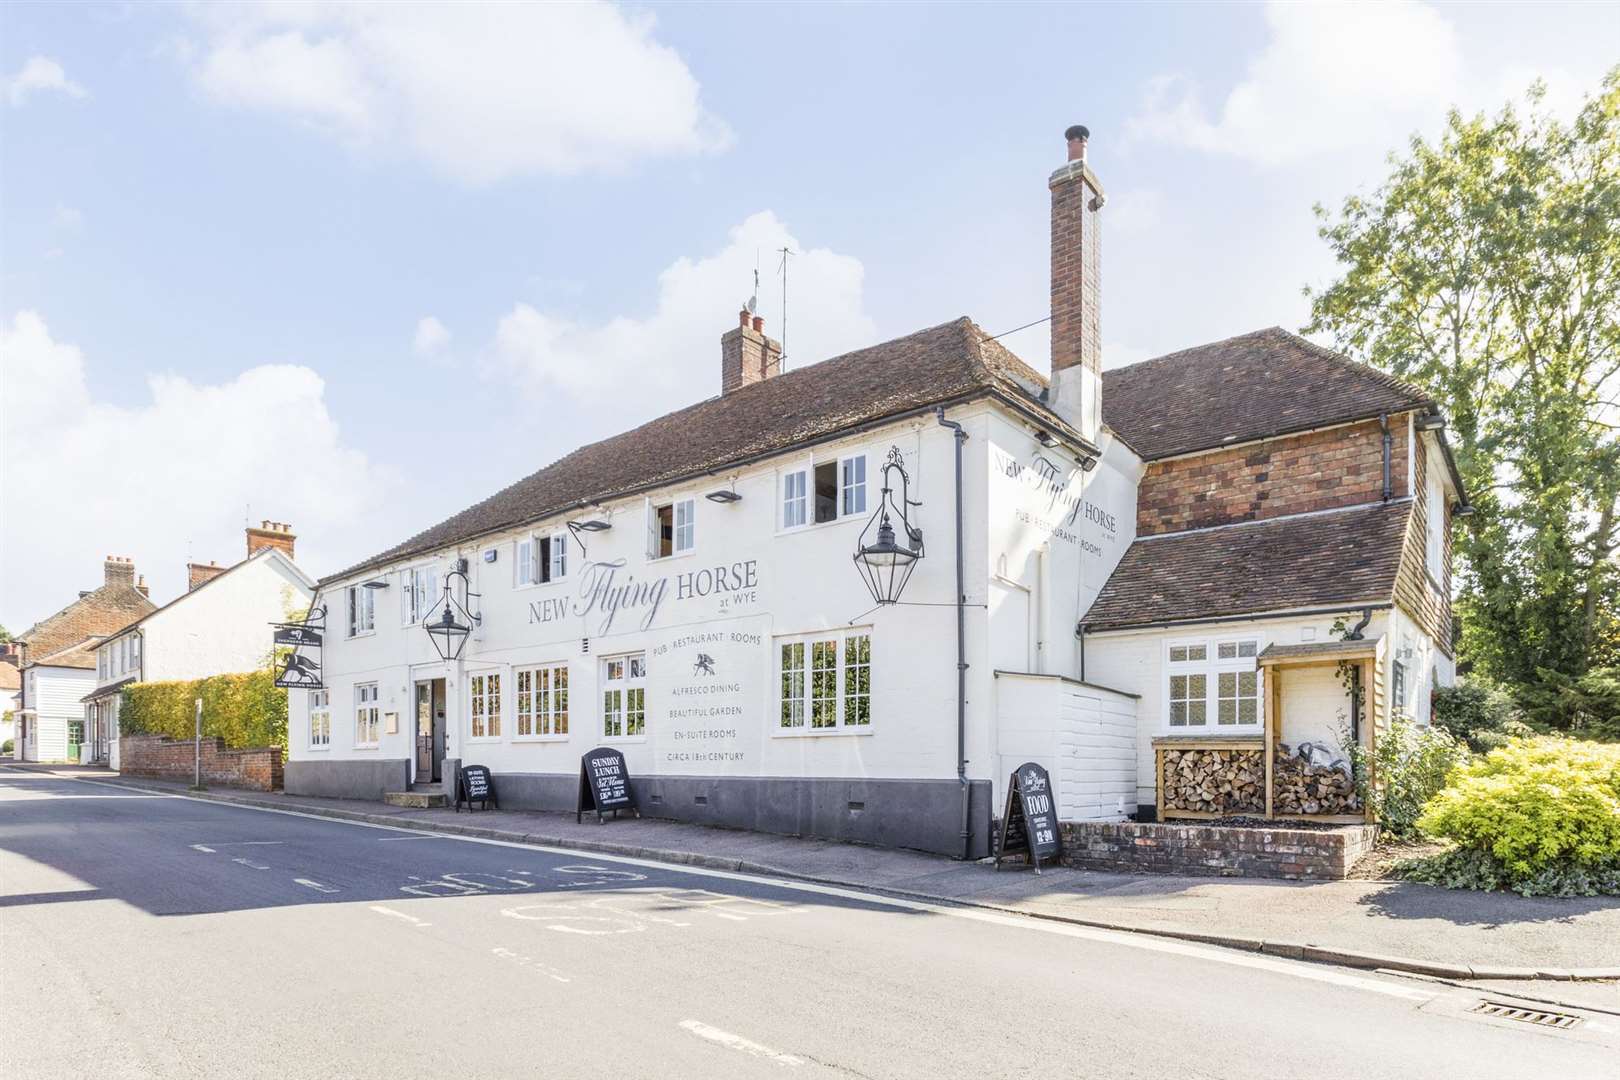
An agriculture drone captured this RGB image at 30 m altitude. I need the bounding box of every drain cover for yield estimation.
[1471,1000,1582,1029]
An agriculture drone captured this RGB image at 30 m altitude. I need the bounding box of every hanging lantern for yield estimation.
[423,568,480,661]
[853,447,924,605]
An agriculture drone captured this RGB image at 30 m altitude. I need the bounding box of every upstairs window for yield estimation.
[783,470,808,529]
[786,454,868,529]
[517,534,569,585]
[347,585,375,637]
[650,499,695,559]
[404,565,441,624]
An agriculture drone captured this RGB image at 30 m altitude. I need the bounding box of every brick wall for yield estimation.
[1058,821,1379,881]
[1136,417,1410,537]
[120,734,283,791]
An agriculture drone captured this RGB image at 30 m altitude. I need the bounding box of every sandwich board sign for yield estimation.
[455,764,496,812]
[577,747,638,824]
[995,761,1062,873]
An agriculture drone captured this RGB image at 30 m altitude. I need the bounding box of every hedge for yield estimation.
[120,669,287,752]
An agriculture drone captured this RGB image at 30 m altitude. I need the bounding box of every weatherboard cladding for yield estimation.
[1081,500,1413,631]
[1101,327,1433,462]
[326,317,1074,584]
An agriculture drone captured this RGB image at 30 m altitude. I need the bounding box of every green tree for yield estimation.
[1308,71,1620,728]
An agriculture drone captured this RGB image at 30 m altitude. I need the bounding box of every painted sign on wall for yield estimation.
[651,615,768,773]
[992,447,1118,557]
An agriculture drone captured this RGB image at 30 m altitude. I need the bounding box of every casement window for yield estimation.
[403,565,441,624]
[129,635,140,672]
[354,683,380,746]
[309,689,331,748]
[517,534,570,585]
[516,663,569,737]
[650,499,695,559]
[347,585,375,637]
[778,629,872,731]
[469,672,502,739]
[785,454,869,529]
[1393,661,1409,712]
[1166,639,1261,730]
[602,653,646,739]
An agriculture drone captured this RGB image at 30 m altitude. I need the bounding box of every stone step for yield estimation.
[384,790,447,809]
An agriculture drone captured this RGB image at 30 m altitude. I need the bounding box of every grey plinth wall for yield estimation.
[489,770,995,859]
[285,758,410,801]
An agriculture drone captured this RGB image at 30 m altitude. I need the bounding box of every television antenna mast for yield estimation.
[777,246,794,372]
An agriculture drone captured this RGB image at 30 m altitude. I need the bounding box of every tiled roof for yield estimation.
[19,583,155,665]
[0,663,19,691]
[327,318,1082,584]
[1102,328,1433,461]
[1082,501,1412,632]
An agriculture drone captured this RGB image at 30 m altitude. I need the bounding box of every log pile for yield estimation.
[1160,748,1265,814]
[1272,745,1360,815]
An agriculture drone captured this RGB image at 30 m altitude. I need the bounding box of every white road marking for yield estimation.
[378,835,444,841]
[189,844,216,853]
[48,774,1440,1003]
[231,857,271,870]
[679,1019,803,1066]
[369,905,432,928]
[294,878,340,893]
[492,947,570,983]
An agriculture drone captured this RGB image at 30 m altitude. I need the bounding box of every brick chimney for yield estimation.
[720,309,783,394]
[104,555,136,589]
[188,561,227,591]
[246,520,296,561]
[1049,123,1106,440]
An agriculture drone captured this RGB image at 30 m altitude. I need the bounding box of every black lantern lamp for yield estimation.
[424,567,481,662]
[853,447,924,605]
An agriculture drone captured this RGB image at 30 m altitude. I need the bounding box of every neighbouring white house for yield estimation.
[284,126,1467,855]
[82,523,315,768]
[1,647,21,750]
[15,558,156,763]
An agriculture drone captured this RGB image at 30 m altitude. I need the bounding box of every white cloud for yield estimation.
[181,2,730,183]
[488,211,876,420]
[0,311,397,626]
[413,315,450,356]
[5,56,88,107]
[1126,1,1462,165]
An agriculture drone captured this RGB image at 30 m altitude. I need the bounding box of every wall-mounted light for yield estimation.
[568,518,612,532]
[705,489,742,504]
[1035,430,1057,447]
[1416,413,1448,431]
[853,447,924,606]
[423,568,481,662]
[362,579,390,590]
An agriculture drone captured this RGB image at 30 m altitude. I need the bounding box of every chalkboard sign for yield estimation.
[456,764,496,812]
[577,747,639,824]
[995,761,1061,873]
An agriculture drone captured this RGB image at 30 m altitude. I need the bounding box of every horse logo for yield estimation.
[693,653,717,677]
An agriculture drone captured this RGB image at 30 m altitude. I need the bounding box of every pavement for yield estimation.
[10,764,1620,982]
[4,766,1617,1080]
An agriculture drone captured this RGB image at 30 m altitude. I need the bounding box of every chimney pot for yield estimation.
[720,310,782,394]
[738,308,751,329]
[1065,124,1090,162]
[246,520,297,561]
[751,315,764,332]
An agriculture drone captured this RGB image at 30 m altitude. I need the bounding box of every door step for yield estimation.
[384,790,447,809]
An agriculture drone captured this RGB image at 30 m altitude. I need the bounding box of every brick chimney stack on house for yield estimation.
[720,308,783,394]
[137,574,149,598]
[103,556,136,589]
[187,561,227,591]
[1049,123,1106,441]
[246,520,296,561]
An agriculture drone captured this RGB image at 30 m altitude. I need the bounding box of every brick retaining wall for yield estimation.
[120,735,283,791]
[1059,821,1378,881]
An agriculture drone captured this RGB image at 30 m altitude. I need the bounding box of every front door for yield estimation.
[66,720,84,764]
[415,679,447,782]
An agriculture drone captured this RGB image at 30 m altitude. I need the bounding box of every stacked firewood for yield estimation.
[1160,748,1265,814]
[1272,745,1360,815]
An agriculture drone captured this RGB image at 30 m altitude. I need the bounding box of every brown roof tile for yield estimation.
[1102,327,1432,461]
[327,318,1079,583]
[1082,501,1412,632]
[19,583,155,666]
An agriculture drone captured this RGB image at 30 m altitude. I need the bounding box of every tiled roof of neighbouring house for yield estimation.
[18,585,155,666]
[325,317,1083,585]
[1081,501,1412,632]
[0,663,19,691]
[1101,327,1433,461]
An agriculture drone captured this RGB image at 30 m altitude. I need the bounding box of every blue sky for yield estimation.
[3,1,1617,629]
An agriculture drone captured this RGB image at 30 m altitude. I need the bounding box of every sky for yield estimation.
[3,0,1617,632]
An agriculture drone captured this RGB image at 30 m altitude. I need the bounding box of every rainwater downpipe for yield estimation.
[936,407,972,860]
[1380,414,1393,502]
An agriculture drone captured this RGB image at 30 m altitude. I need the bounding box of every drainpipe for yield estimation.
[936,408,972,860]
[1379,414,1393,502]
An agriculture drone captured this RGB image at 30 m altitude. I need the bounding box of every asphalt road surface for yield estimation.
[2,768,1615,1079]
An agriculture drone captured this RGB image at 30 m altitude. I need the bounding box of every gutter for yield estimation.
[1079,602,1395,638]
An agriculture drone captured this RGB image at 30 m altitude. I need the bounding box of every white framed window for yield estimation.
[309,689,331,748]
[782,469,808,529]
[650,499,695,559]
[354,682,380,746]
[840,454,867,517]
[777,629,872,732]
[516,539,534,586]
[403,565,440,624]
[347,585,375,637]
[515,663,569,738]
[469,672,502,739]
[129,634,140,672]
[1165,638,1261,731]
[602,653,646,739]
[544,533,568,582]
[517,534,570,586]
[1393,660,1409,712]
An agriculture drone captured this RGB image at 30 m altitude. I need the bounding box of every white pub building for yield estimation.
[289,128,1466,857]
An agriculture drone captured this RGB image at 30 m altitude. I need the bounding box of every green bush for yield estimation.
[1431,682,1523,752]
[1,738,12,755]
[1414,736,1620,890]
[121,669,287,752]
[1342,715,1470,837]
[1514,667,1620,739]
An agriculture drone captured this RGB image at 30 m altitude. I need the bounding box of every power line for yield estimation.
[983,314,1052,341]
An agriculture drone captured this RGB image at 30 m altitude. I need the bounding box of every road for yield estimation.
[1,768,1614,1080]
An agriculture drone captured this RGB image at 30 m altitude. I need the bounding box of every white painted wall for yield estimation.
[138,551,313,683]
[21,665,95,761]
[992,672,1136,821]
